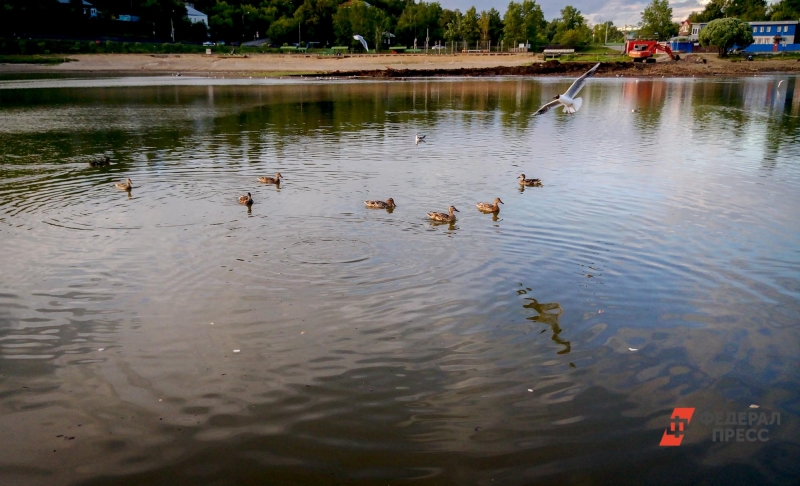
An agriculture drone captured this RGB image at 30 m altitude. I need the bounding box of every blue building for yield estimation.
[670,20,799,54]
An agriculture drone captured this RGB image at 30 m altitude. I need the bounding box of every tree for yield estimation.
[443,10,463,43]
[728,0,768,20]
[688,0,725,22]
[698,17,753,56]
[520,0,545,49]
[478,10,491,42]
[551,5,591,48]
[639,0,678,40]
[461,6,480,44]
[396,1,444,47]
[592,21,624,44]
[767,0,800,19]
[503,2,524,47]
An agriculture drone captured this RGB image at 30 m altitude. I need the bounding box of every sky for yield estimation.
[436,0,711,27]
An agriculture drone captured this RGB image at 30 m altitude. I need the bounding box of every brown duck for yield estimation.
[365,198,396,209]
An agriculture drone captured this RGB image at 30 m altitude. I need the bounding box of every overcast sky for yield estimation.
[436,0,710,27]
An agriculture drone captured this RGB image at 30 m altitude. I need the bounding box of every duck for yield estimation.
[518,174,542,187]
[114,178,132,190]
[427,206,459,222]
[476,198,503,212]
[257,173,282,184]
[89,156,111,167]
[238,192,253,205]
[365,198,396,209]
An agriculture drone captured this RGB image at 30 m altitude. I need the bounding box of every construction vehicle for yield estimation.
[625,39,680,63]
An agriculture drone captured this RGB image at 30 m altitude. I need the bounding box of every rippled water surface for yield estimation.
[1,76,799,485]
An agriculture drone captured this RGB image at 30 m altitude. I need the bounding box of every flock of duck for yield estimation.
[234,168,542,223]
[96,156,542,223]
[237,166,543,223]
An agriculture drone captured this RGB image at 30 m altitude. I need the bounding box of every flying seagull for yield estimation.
[534,63,601,115]
[353,35,369,52]
[415,134,426,144]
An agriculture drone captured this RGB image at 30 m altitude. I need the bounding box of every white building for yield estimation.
[57,0,97,18]
[185,3,208,26]
[747,21,797,45]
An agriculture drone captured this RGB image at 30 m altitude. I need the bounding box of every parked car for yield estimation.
[202,41,214,47]
[431,45,446,50]
[229,41,241,47]
[267,44,279,48]
[216,41,225,46]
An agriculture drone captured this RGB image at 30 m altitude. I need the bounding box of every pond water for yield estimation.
[0,75,799,485]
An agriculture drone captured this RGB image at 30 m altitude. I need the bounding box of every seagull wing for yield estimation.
[564,63,601,99]
[534,99,561,116]
[353,35,369,52]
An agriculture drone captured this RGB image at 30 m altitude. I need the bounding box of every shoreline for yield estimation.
[2,53,799,79]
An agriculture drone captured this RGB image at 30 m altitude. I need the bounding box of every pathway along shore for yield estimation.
[2,53,799,78]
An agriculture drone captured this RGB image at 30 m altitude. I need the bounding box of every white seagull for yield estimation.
[415,134,426,144]
[534,63,601,115]
[353,35,369,52]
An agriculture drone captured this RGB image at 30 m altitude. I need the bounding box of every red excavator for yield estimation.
[625,39,680,63]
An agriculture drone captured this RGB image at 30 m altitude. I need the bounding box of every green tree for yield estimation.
[443,10,463,42]
[502,2,524,47]
[698,17,754,56]
[769,0,800,20]
[688,0,725,22]
[551,5,591,48]
[295,0,338,44]
[592,21,624,44]
[520,0,545,49]
[396,1,444,47]
[726,0,768,20]
[486,8,504,42]
[461,6,480,44]
[639,0,678,40]
[332,0,387,49]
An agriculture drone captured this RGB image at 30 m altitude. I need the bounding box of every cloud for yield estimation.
[434,0,707,27]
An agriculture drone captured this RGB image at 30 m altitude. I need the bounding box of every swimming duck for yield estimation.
[477,198,503,212]
[89,156,111,167]
[114,178,132,190]
[238,192,253,205]
[257,173,282,184]
[427,206,459,222]
[518,174,542,186]
[365,198,396,209]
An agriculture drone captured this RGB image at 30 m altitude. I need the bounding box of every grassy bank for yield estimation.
[0,55,74,64]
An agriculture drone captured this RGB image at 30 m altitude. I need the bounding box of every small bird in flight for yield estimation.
[534,63,601,115]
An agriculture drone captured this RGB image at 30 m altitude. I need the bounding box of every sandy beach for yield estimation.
[2,52,799,77]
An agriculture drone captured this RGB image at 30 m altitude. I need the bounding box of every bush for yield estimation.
[699,17,754,57]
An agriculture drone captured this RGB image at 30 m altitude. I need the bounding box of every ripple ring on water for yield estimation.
[286,238,376,265]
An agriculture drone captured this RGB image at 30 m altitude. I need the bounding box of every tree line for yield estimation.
[0,0,628,50]
[688,0,800,23]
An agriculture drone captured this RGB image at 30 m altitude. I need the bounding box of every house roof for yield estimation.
[57,0,94,5]
[185,5,206,17]
[747,20,798,25]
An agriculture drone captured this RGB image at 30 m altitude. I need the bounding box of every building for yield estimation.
[678,20,691,37]
[57,0,97,18]
[670,19,799,53]
[185,3,208,26]
[748,21,796,45]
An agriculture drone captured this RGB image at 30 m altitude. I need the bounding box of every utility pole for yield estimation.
[171,10,175,43]
[298,22,301,46]
[605,21,609,45]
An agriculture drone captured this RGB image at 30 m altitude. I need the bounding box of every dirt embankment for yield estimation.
[324,57,800,78]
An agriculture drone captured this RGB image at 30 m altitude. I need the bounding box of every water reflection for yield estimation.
[523,296,570,355]
[0,77,799,485]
